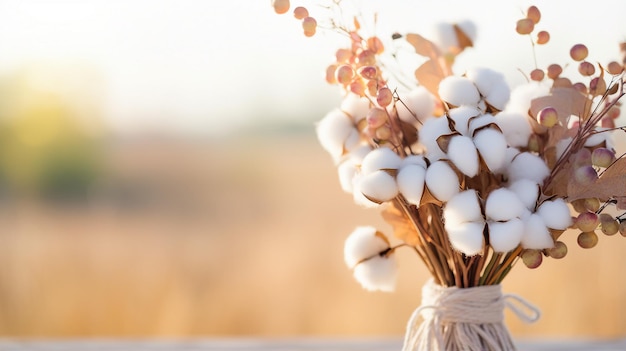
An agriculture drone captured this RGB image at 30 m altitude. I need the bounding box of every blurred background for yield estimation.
[0,0,625,339]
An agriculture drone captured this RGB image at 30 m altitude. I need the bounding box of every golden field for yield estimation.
[0,132,625,338]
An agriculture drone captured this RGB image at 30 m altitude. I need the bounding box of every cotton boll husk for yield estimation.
[443,190,483,227]
[473,129,507,171]
[508,179,539,210]
[401,155,427,169]
[358,170,399,203]
[465,67,505,97]
[360,147,402,175]
[340,92,371,122]
[344,226,389,268]
[468,113,496,136]
[485,81,511,111]
[521,213,555,249]
[397,164,426,206]
[352,255,398,292]
[448,106,481,135]
[418,116,452,160]
[316,109,357,163]
[446,221,485,256]
[438,76,481,107]
[425,161,460,202]
[488,219,524,253]
[507,152,550,183]
[447,135,479,177]
[395,87,436,124]
[495,111,533,147]
[505,82,550,114]
[537,199,573,230]
[456,20,477,45]
[485,188,525,221]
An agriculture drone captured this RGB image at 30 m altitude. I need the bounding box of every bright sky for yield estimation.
[0,0,624,137]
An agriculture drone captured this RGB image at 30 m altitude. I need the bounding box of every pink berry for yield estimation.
[574,165,598,185]
[538,107,558,127]
[575,212,599,232]
[591,147,616,168]
[570,44,589,62]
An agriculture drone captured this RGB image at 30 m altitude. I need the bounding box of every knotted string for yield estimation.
[402,279,540,351]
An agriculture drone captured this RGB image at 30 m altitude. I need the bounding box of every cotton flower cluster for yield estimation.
[319,67,575,261]
[276,2,626,290]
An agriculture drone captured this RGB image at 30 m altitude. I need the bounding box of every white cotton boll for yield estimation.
[352,254,398,292]
[521,213,555,249]
[343,128,361,154]
[485,82,511,111]
[337,160,359,194]
[446,221,485,256]
[360,147,403,175]
[468,113,496,135]
[316,109,357,163]
[343,226,389,269]
[340,92,371,122]
[507,152,550,183]
[347,144,373,164]
[397,164,426,206]
[352,174,380,208]
[401,155,427,169]
[425,161,460,202]
[488,219,524,253]
[447,135,479,177]
[396,87,436,124]
[584,128,610,147]
[508,179,539,210]
[438,76,481,107]
[505,82,550,114]
[358,170,399,203]
[448,106,481,135]
[485,188,525,221]
[537,199,573,230]
[443,190,483,227]
[495,111,532,148]
[418,116,452,160]
[465,67,504,97]
[473,129,507,171]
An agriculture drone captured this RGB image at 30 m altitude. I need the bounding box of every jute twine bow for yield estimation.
[402,279,541,351]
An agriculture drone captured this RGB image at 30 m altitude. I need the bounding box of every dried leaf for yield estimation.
[543,156,574,198]
[405,33,441,58]
[415,59,444,97]
[529,86,591,124]
[567,157,626,202]
[381,202,420,246]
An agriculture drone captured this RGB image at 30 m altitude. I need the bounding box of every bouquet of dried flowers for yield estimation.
[272,1,626,350]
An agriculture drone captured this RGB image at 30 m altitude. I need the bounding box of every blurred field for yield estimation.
[0,132,625,338]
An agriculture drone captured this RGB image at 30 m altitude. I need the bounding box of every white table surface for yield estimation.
[1,338,626,351]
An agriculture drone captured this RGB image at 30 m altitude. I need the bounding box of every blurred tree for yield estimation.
[0,67,104,203]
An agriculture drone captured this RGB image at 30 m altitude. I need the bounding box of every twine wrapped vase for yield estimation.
[402,280,540,351]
